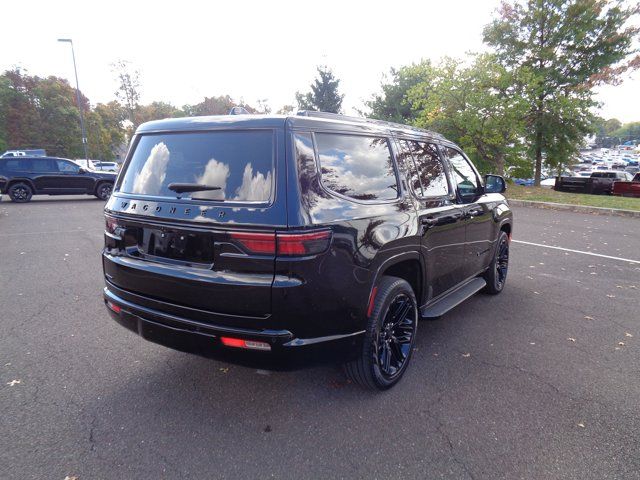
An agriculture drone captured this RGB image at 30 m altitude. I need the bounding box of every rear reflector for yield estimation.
[106,301,121,314]
[220,336,271,351]
[229,230,331,256]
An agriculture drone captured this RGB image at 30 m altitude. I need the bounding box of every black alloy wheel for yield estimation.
[483,230,509,294]
[96,182,113,200]
[344,276,418,390]
[8,183,33,203]
[375,293,416,380]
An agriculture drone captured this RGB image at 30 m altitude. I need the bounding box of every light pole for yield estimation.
[58,38,88,161]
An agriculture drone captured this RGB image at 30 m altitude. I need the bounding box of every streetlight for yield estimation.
[58,38,88,161]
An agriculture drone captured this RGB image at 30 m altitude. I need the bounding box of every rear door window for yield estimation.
[31,158,58,172]
[407,141,449,197]
[315,133,398,201]
[119,130,274,202]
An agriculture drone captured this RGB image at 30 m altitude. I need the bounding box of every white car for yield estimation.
[92,162,119,173]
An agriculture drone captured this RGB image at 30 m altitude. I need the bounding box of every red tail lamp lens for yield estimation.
[277,230,332,256]
[220,337,271,351]
[105,216,119,234]
[229,232,276,254]
[229,230,331,256]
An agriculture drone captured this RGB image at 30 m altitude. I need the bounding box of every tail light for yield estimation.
[220,336,271,351]
[105,216,123,240]
[229,230,331,256]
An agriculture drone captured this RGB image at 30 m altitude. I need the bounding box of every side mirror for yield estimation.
[484,174,506,194]
[79,167,87,173]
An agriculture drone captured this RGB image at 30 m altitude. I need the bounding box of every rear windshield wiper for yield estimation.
[167,183,222,194]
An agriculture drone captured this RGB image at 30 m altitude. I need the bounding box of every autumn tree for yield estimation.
[296,66,344,113]
[484,0,640,185]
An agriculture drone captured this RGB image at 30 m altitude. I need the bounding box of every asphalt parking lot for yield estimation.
[1,196,639,480]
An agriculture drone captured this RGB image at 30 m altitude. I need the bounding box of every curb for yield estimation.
[508,199,640,219]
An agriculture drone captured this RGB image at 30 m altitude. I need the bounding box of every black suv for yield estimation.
[0,156,116,202]
[102,112,513,390]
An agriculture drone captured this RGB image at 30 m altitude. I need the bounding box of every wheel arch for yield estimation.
[7,178,36,192]
[369,251,424,308]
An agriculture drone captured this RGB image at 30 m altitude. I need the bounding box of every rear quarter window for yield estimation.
[315,133,398,201]
[118,130,274,202]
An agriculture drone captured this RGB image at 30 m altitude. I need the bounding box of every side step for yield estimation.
[420,277,487,319]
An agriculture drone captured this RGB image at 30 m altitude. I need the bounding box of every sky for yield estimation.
[2,0,639,122]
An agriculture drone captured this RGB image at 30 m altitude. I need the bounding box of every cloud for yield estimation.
[194,158,230,200]
[131,142,170,194]
[234,163,272,201]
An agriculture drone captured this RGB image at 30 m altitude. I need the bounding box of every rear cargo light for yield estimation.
[220,336,271,351]
[277,230,332,256]
[229,230,332,256]
[106,301,121,314]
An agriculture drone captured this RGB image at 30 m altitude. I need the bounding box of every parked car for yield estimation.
[101,111,513,390]
[555,171,632,195]
[613,173,640,198]
[74,159,98,170]
[92,161,119,172]
[1,149,46,157]
[0,156,116,202]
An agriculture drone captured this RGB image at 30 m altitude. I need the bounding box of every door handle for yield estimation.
[467,208,483,218]
[421,217,438,226]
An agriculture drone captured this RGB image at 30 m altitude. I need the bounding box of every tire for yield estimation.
[344,276,418,390]
[95,182,113,201]
[8,182,33,203]
[483,230,509,294]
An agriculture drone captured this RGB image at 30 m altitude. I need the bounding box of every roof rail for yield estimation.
[296,110,443,138]
[229,106,250,115]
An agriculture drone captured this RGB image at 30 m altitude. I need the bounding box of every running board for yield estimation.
[420,277,487,318]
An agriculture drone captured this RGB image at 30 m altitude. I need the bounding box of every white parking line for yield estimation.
[512,240,640,265]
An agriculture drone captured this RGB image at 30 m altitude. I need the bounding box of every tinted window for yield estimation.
[407,141,449,197]
[31,158,57,172]
[315,133,397,201]
[57,160,79,173]
[119,131,274,202]
[444,147,479,198]
[2,159,29,171]
[397,140,423,195]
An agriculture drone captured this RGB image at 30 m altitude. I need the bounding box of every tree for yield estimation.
[409,55,527,175]
[593,117,622,147]
[484,0,640,185]
[87,102,126,160]
[612,121,640,144]
[182,95,236,116]
[276,104,295,115]
[296,66,344,113]
[135,101,182,125]
[367,61,433,124]
[112,60,141,124]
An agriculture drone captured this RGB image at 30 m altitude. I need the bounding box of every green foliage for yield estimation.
[409,55,527,175]
[612,121,640,143]
[483,0,640,184]
[182,95,236,116]
[366,61,433,124]
[296,66,344,113]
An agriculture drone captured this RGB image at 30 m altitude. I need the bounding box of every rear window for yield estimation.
[315,133,398,201]
[2,159,29,171]
[119,130,274,202]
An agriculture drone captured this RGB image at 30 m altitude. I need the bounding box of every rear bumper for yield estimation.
[103,285,364,369]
